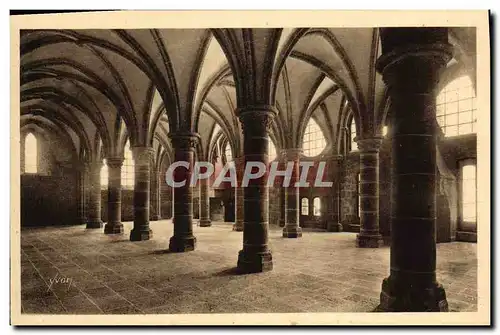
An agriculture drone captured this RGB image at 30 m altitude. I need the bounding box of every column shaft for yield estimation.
[130,147,153,241]
[356,139,383,247]
[326,156,343,232]
[199,177,211,227]
[237,108,274,273]
[376,27,452,312]
[283,149,302,238]
[86,162,103,229]
[168,133,199,252]
[233,156,244,231]
[105,158,124,234]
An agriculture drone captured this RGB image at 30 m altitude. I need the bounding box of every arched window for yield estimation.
[436,76,476,137]
[350,117,358,151]
[383,126,388,137]
[24,133,38,173]
[122,141,135,189]
[313,197,321,216]
[268,139,277,161]
[460,161,477,223]
[100,160,108,189]
[302,118,326,157]
[225,142,233,163]
[301,198,309,216]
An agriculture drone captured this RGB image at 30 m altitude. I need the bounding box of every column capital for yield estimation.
[237,106,277,134]
[168,132,200,151]
[357,138,383,153]
[281,148,303,161]
[376,43,453,93]
[106,157,124,168]
[131,146,154,163]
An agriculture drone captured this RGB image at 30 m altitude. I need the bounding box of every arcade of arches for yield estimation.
[20,27,478,314]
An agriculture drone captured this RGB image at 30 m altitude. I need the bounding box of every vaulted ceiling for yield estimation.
[19,28,476,163]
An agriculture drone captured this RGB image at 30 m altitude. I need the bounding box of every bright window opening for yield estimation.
[461,162,477,223]
[313,197,321,216]
[268,139,277,162]
[24,133,38,173]
[436,76,476,137]
[350,118,358,151]
[301,198,309,216]
[302,118,326,157]
[122,140,135,189]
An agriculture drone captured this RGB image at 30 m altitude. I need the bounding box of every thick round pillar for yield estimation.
[356,139,383,247]
[233,156,245,231]
[78,165,87,225]
[237,107,275,273]
[86,161,103,229]
[168,133,199,252]
[282,148,302,238]
[376,28,452,312]
[130,147,154,241]
[104,158,124,234]
[199,177,211,227]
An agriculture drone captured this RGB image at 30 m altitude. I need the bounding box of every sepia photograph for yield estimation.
[10,10,491,326]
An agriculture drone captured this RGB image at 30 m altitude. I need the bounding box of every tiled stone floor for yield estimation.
[20,221,477,314]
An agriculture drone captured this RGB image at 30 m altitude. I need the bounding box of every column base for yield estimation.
[356,233,383,248]
[282,226,302,238]
[104,223,124,234]
[376,276,449,312]
[169,235,196,252]
[327,222,343,232]
[233,222,244,231]
[130,228,153,241]
[86,220,103,229]
[278,219,285,227]
[199,219,212,227]
[237,250,273,274]
[150,215,161,221]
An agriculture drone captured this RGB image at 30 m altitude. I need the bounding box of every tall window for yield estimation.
[313,197,321,216]
[301,198,309,216]
[460,161,477,223]
[122,141,135,189]
[24,133,38,173]
[350,117,358,151]
[383,126,388,137]
[225,142,233,162]
[268,139,277,161]
[436,76,476,137]
[101,160,108,189]
[302,118,326,157]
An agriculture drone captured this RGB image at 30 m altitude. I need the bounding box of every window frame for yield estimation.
[459,159,477,225]
[23,132,38,174]
[301,197,309,216]
[313,197,321,217]
[436,76,477,137]
[302,118,327,157]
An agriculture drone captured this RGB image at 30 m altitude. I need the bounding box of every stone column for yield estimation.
[150,167,161,221]
[237,108,275,273]
[168,132,199,252]
[78,164,87,225]
[282,148,302,238]
[130,147,154,241]
[104,158,124,234]
[86,161,103,229]
[326,155,343,232]
[376,28,452,312]
[356,138,383,247]
[199,177,211,227]
[233,156,245,232]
